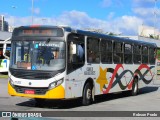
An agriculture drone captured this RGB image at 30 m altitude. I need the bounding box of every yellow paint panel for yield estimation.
[8,82,65,99]
[96,67,108,92]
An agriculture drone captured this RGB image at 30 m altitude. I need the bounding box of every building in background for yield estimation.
[0,15,9,32]
[3,21,9,31]
[0,15,4,31]
[138,25,160,39]
[8,26,14,32]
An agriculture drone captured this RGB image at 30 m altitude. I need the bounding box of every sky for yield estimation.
[0,0,160,35]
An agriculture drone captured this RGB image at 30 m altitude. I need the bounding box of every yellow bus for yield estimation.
[8,26,157,105]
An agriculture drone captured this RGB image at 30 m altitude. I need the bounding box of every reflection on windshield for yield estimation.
[10,41,65,71]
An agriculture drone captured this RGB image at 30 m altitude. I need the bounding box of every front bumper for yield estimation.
[8,82,65,99]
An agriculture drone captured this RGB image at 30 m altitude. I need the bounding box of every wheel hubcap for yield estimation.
[134,83,137,93]
[87,89,91,99]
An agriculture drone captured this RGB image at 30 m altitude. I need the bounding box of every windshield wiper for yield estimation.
[45,38,51,44]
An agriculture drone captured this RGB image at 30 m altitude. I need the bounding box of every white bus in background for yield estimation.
[8,26,157,105]
[0,38,11,73]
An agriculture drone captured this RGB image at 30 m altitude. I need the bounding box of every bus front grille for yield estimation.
[14,85,48,95]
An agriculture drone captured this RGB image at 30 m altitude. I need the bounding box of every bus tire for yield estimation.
[131,78,139,96]
[82,82,92,106]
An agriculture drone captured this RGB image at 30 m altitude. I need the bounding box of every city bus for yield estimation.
[8,25,157,105]
[0,38,11,73]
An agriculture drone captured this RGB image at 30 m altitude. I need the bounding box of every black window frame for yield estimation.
[142,46,148,64]
[124,43,133,64]
[100,39,113,64]
[113,42,123,64]
[87,37,100,64]
[149,47,156,65]
[133,45,141,64]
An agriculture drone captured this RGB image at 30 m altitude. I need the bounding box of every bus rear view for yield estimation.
[8,26,66,102]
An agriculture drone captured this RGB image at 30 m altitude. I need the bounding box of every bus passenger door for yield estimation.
[66,33,85,98]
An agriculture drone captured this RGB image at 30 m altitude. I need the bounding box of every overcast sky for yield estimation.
[0,0,160,35]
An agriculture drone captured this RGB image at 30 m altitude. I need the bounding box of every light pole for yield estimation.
[32,0,34,24]
[154,0,157,37]
[11,6,17,30]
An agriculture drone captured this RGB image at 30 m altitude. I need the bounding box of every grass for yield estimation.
[0,73,8,79]
[0,75,8,79]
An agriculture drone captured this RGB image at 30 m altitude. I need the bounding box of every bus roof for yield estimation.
[14,25,157,48]
[0,31,12,41]
[64,27,157,48]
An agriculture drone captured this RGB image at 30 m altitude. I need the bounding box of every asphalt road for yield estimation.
[1,78,160,120]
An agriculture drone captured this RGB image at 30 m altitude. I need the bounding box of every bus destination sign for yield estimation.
[13,28,64,37]
[23,30,53,35]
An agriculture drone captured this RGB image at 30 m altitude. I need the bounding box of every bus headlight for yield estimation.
[8,77,15,88]
[48,78,64,90]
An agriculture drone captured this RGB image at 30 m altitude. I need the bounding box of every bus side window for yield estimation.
[87,37,100,63]
[101,39,112,63]
[113,42,123,64]
[149,48,155,65]
[142,46,148,64]
[133,45,141,64]
[124,44,132,64]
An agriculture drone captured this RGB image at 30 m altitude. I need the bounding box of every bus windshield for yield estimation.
[10,40,65,71]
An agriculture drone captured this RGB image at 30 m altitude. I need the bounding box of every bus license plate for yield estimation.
[25,90,35,94]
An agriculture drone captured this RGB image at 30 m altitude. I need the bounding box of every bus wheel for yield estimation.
[82,82,92,106]
[131,78,139,96]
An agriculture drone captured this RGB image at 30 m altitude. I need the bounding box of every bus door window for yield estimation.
[69,42,84,63]
[87,37,100,63]
[67,33,85,73]
[77,43,84,62]
[69,41,75,63]
[113,42,123,64]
